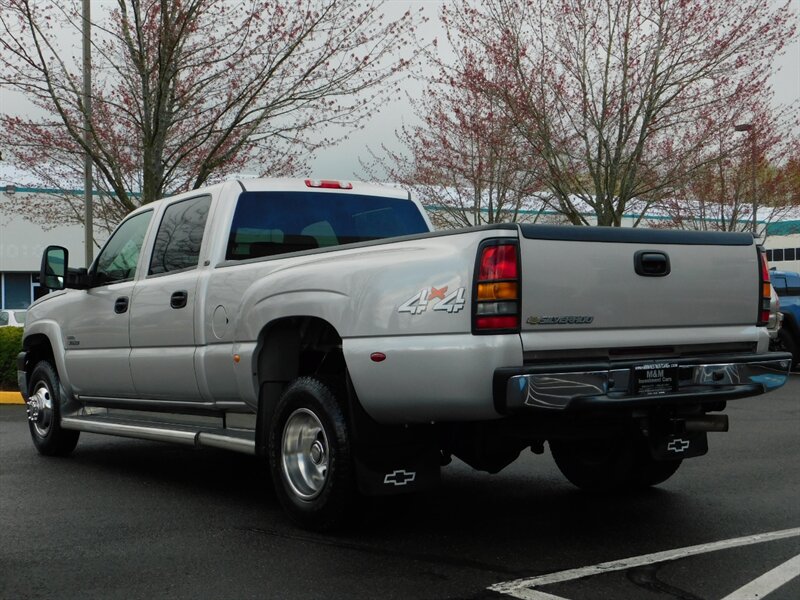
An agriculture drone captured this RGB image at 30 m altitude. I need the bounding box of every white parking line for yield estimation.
[720,553,800,600]
[489,527,800,600]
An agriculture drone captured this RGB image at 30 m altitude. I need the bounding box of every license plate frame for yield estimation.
[633,362,679,396]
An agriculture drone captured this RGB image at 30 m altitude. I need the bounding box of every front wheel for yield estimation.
[550,437,681,492]
[27,361,80,456]
[268,376,356,530]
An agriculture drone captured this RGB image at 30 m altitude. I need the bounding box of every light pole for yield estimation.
[82,0,93,267]
[734,123,756,236]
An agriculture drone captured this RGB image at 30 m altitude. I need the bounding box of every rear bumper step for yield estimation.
[495,352,792,414]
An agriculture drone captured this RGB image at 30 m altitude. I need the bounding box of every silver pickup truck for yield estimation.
[19,178,791,529]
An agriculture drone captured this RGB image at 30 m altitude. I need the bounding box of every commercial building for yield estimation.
[1,184,96,309]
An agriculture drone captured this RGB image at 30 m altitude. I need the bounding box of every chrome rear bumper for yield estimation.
[495,352,792,413]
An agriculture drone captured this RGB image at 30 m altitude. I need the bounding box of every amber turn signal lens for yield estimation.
[477,282,518,300]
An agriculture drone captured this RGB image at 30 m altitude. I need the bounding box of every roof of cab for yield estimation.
[239,177,409,199]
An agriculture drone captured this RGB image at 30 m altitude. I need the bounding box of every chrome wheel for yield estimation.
[281,408,329,500]
[27,382,54,438]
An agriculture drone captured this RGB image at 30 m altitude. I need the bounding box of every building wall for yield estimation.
[1,187,96,309]
[763,219,800,273]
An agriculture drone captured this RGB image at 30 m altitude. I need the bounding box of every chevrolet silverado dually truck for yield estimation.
[18,178,792,529]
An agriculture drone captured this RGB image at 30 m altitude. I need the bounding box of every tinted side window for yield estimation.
[149,196,211,275]
[94,211,153,285]
[0,312,8,326]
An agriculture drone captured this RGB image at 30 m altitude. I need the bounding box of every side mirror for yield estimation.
[41,246,67,290]
[40,246,91,290]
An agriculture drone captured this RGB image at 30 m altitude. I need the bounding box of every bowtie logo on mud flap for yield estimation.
[667,438,691,453]
[383,470,417,486]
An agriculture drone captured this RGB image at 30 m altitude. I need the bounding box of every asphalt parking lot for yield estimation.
[1,376,798,600]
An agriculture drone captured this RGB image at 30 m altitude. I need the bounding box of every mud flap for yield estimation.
[650,431,708,460]
[354,446,441,496]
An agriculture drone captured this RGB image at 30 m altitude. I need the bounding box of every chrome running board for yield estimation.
[60,415,256,455]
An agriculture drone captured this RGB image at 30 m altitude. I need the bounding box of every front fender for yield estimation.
[21,320,72,398]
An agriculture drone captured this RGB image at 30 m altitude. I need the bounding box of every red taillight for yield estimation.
[475,315,519,330]
[758,247,771,326]
[473,241,520,333]
[304,178,353,190]
[479,245,519,280]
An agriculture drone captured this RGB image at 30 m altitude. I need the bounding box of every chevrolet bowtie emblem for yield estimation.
[383,469,416,486]
[667,439,691,453]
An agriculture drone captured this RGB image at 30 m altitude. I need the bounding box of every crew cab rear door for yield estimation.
[129,195,211,401]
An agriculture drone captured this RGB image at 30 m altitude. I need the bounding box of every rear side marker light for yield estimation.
[304,179,353,190]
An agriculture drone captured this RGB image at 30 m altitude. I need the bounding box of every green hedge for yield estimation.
[0,327,23,391]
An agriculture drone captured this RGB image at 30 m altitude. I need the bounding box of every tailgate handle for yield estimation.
[634,251,670,277]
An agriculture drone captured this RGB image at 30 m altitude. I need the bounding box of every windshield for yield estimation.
[13,311,26,325]
[226,191,429,261]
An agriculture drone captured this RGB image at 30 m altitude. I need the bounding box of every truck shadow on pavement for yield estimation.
[62,435,696,544]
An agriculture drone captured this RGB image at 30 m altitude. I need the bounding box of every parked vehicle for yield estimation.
[767,287,782,340]
[769,269,800,369]
[18,178,792,529]
[0,309,26,327]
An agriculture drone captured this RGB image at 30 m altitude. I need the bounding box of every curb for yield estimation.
[0,391,24,405]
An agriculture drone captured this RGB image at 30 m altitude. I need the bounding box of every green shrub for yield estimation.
[0,327,23,391]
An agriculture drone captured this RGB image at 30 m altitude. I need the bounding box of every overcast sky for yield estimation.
[312,0,800,181]
[1,0,798,184]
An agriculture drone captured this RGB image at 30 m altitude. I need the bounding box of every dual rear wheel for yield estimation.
[550,437,682,492]
[268,376,357,531]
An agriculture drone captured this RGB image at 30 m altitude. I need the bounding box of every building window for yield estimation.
[2,273,32,309]
[773,249,784,261]
[766,249,773,260]
[785,248,796,261]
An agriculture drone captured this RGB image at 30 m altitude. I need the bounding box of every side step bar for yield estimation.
[60,415,256,455]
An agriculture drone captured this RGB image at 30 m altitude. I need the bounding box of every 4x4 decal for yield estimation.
[398,286,466,315]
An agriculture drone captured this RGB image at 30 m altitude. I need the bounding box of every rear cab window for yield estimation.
[226,191,429,261]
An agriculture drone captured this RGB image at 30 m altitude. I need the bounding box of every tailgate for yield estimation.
[517,226,758,339]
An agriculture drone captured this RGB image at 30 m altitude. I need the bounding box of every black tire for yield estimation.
[268,376,356,530]
[772,328,799,369]
[27,361,80,456]
[550,437,681,492]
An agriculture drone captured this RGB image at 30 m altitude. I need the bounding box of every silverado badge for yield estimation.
[527,315,594,325]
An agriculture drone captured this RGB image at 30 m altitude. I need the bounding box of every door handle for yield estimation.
[634,250,671,277]
[114,296,129,314]
[171,290,188,309]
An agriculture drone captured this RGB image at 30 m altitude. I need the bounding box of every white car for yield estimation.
[0,309,26,327]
